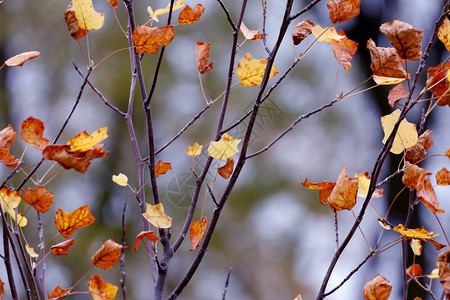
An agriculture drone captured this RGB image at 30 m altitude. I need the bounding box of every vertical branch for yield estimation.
[37,211,48,299]
[120,200,128,300]
[2,212,18,300]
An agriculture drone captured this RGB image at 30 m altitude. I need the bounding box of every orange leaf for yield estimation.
[218,157,234,179]
[380,20,423,61]
[178,4,205,25]
[43,145,91,173]
[91,239,124,270]
[64,2,87,40]
[133,231,159,251]
[388,83,408,107]
[406,264,422,278]
[240,22,263,40]
[367,38,408,79]
[20,116,49,150]
[132,25,175,54]
[142,203,172,228]
[106,0,119,9]
[438,248,450,298]
[196,42,214,74]
[393,224,439,239]
[88,275,118,300]
[50,239,76,256]
[301,179,336,205]
[155,160,171,177]
[362,275,392,300]
[327,165,359,211]
[54,205,96,238]
[292,19,314,45]
[436,167,450,186]
[67,127,108,152]
[328,29,358,71]
[0,279,4,300]
[447,146,450,159]
[406,129,433,163]
[22,186,55,213]
[189,217,207,251]
[327,0,361,24]
[0,125,19,168]
[5,51,40,67]
[402,162,430,189]
[427,63,450,107]
[49,285,70,299]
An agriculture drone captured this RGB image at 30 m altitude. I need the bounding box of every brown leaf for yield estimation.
[388,83,409,107]
[402,162,430,189]
[406,264,422,278]
[218,157,234,179]
[292,19,314,45]
[64,2,87,40]
[43,145,91,173]
[20,116,49,150]
[133,230,159,251]
[132,25,175,54]
[406,129,433,163]
[327,0,361,24]
[106,0,119,9]
[240,22,263,40]
[0,124,19,168]
[91,239,124,270]
[0,278,4,300]
[5,51,40,67]
[327,165,359,211]
[50,239,76,256]
[22,186,55,213]
[362,275,392,300]
[54,205,96,238]
[446,146,450,159]
[328,29,358,71]
[88,275,118,300]
[49,285,69,299]
[155,160,171,177]
[196,42,214,74]
[417,170,443,213]
[436,167,450,186]
[178,4,205,25]
[380,20,423,61]
[367,38,408,79]
[189,217,207,251]
[437,248,450,298]
[301,179,336,205]
[427,62,450,107]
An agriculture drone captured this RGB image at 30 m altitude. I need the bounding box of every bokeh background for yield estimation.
[1,0,449,299]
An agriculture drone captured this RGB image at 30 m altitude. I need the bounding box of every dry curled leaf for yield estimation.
[43,145,91,173]
[88,275,118,300]
[196,42,214,74]
[133,25,175,54]
[301,179,336,205]
[49,285,70,299]
[406,264,422,278]
[218,157,234,179]
[64,2,87,40]
[20,116,49,150]
[380,20,423,61]
[327,0,361,24]
[236,53,278,86]
[406,129,433,163]
[327,165,359,211]
[54,205,96,238]
[328,29,358,71]
[437,248,450,298]
[22,186,55,213]
[394,224,439,239]
[189,217,207,251]
[388,83,408,107]
[367,39,408,79]
[427,62,450,107]
[5,51,40,67]
[155,160,171,177]
[292,19,314,45]
[51,239,76,256]
[133,231,159,251]
[240,22,263,40]
[436,167,450,186]
[91,239,124,270]
[178,4,205,25]
[362,275,391,300]
[0,124,19,168]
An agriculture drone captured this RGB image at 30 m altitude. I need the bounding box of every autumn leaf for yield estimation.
[438,248,450,298]
[133,230,159,251]
[367,39,408,79]
[406,129,433,163]
[148,0,184,22]
[436,167,450,186]
[327,165,359,211]
[43,145,91,173]
[0,187,21,214]
[20,116,49,150]
[196,42,214,74]
[394,224,439,239]
[51,239,76,256]
[380,20,423,61]
[22,186,55,213]
[112,173,128,186]
[355,170,383,198]
[67,127,108,152]
[72,0,104,31]
[311,25,345,42]
[327,0,361,24]
[143,203,172,228]
[240,22,263,40]
[236,53,278,86]
[26,244,39,259]
[5,51,40,67]
[106,0,119,9]
[208,133,241,160]
[427,62,450,107]
[218,157,234,179]
[91,239,124,270]
[64,2,87,40]
[301,179,336,205]
[381,109,418,154]
[402,162,430,189]
[133,25,175,54]
[178,4,205,25]
[406,264,422,278]
[88,275,118,300]
[388,83,408,107]
[373,75,405,86]
[0,279,4,300]
[438,17,450,52]
[190,217,207,251]
[328,29,358,71]
[54,205,96,238]
[0,124,19,168]
[155,160,171,177]
[447,146,450,159]
[49,285,70,299]
[362,275,391,300]
[410,239,422,256]
[292,19,314,45]
[187,142,202,157]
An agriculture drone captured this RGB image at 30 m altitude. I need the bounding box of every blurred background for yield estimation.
[1,0,449,299]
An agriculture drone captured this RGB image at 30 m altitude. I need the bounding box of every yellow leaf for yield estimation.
[373,75,405,85]
[88,275,118,300]
[236,53,278,86]
[393,224,439,239]
[142,203,172,228]
[54,205,96,238]
[311,25,345,42]
[355,171,383,198]
[427,268,439,279]
[26,244,39,258]
[410,239,422,256]
[72,0,104,30]
[5,51,40,67]
[189,217,207,251]
[381,109,418,154]
[187,142,202,157]
[0,186,21,212]
[208,133,241,160]
[112,173,128,186]
[148,0,184,22]
[438,17,450,52]
[67,127,108,152]
[9,209,27,227]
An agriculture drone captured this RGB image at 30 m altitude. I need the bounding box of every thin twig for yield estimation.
[216,0,237,31]
[120,200,128,300]
[222,268,232,300]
